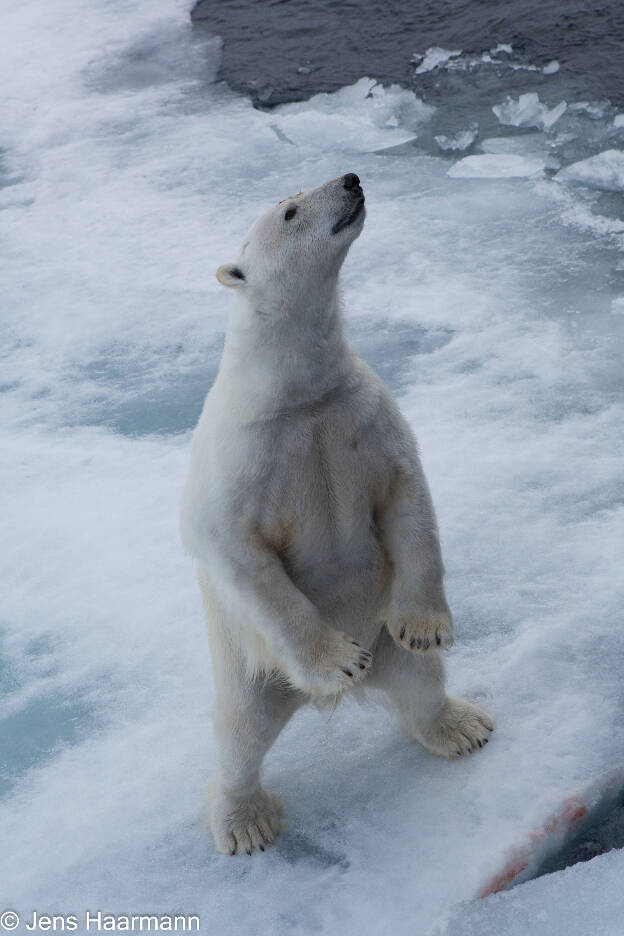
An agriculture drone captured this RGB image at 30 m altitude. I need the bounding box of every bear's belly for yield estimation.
[276,519,391,640]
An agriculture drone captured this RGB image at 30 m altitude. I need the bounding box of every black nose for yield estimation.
[343,172,361,190]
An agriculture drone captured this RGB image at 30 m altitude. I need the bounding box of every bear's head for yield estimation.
[216,174,365,308]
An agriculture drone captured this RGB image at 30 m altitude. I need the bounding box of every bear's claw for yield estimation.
[389,608,454,653]
[288,631,373,697]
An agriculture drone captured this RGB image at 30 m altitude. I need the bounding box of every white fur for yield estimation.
[181,175,495,855]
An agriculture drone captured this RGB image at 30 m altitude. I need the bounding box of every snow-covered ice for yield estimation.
[2,1,624,934]
[555,149,624,192]
[436,847,624,936]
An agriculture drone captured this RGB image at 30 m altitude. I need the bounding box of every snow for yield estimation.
[555,149,624,192]
[2,0,624,934]
[493,92,568,130]
[448,154,546,177]
[435,847,624,935]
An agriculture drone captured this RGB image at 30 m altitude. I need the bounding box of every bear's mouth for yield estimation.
[332,195,365,235]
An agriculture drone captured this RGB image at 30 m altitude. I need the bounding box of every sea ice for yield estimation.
[543,60,560,75]
[569,100,611,119]
[490,43,513,56]
[493,92,567,130]
[555,149,624,192]
[413,46,463,74]
[435,847,624,936]
[448,154,546,178]
[479,134,545,155]
[275,77,434,152]
[435,124,479,152]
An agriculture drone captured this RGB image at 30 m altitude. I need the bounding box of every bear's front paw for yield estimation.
[288,629,373,697]
[387,605,454,652]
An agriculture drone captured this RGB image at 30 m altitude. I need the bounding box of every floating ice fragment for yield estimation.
[614,114,624,128]
[555,149,624,192]
[490,43,513,55]
[275,78,434,153]
[414,47,462,74]
[448,153,546,178]
[569,101,610,120]
[479,134,544,155]
[493,93,567,130]
[543,60,560,75]
[435,123,478,152]
[479,135,561,170]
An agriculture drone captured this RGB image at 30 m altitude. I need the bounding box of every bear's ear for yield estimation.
[216,264,246,289]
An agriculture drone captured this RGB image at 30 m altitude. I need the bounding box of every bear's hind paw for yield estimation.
[206,784,285,856]
[417,695,495,760]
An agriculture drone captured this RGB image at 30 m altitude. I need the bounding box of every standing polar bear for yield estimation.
[181,173,494,856]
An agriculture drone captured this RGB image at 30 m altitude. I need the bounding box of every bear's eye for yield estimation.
[284,207,297,221]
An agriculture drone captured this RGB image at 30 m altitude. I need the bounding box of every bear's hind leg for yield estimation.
[366,629,495,759]
[208,664,302,855]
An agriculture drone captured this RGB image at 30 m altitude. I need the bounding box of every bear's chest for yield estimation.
[253,409,389,553]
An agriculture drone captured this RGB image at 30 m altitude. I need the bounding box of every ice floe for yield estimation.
[555,149,624,192]
[448,153,546,178]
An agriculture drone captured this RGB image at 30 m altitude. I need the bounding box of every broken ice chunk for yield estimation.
[435,123,479,152]
[543,61,560,75]
[493,93,567,131]
[413,47,462,74]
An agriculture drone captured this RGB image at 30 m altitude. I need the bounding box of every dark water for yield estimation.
[515,787,624,889]
[191,0,624,109]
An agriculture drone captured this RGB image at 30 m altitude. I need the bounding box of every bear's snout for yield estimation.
[343,172,361,191]
[331,174,365,235]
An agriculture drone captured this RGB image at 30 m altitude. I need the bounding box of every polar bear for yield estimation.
[181,173,494,856]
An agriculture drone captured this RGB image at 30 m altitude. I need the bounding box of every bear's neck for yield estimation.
[217,283,353,421]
